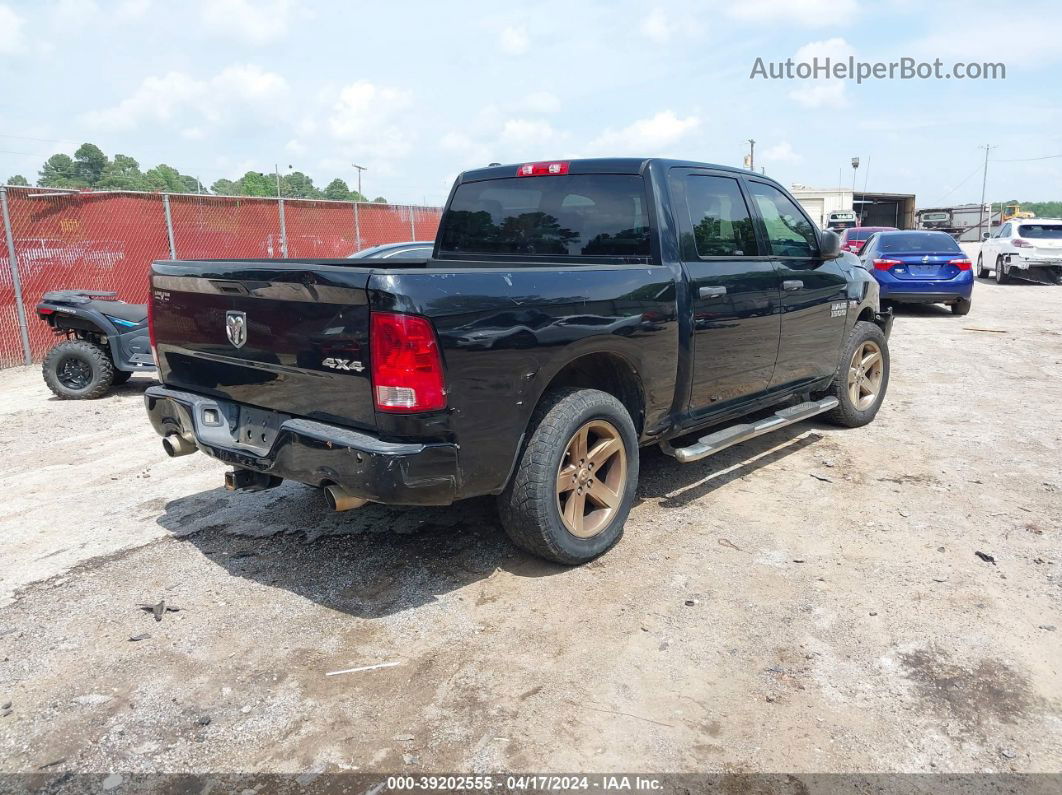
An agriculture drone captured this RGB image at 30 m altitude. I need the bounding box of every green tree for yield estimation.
[234,171,276,197]
[372,196,388,204]
[6,174,29,186]
[74,143,109,186]
[38,153,83,187]
[144,164,188,192]
[210,178,239,195]
[97,154,147,190]
[180,175,202,194]
[323,177,350,200]
[279,170,321,199]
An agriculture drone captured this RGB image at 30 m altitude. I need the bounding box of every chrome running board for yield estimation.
[660,397,839,464]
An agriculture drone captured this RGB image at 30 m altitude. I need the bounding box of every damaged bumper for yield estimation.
[1004,255,1062,284]
[144,386,460,505]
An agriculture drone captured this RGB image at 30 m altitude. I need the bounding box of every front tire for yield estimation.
[498,388,638,565]
[823,321,889,428]
[951,298,972,316]
[42,340,115,399]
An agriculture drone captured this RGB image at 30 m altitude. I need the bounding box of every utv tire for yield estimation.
[951,298,972,316]
[498,388,638,565]
[976,253,989,279]
[42,340,115,400]
[823,321,889,428]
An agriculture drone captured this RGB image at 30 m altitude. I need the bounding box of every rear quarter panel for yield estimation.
[370,265,679,498]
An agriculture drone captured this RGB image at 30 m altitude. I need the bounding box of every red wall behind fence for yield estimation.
[0,187,442,367]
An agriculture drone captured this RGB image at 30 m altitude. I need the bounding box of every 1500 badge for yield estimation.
[322,358,364,372]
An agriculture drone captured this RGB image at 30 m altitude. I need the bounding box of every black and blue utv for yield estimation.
[35,290,155,399]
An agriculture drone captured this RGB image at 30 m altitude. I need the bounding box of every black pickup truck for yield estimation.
[145,158,892,564]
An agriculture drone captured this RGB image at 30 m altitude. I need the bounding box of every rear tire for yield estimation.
[951,298,972,316]
[498,388,638,565]
[42,340,115,400]
[823,321,889,428]
[976,253,989,279]
[111,370,133,385]
[995,256,1009,284]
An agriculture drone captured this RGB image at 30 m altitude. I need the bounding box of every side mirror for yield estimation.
[981,231,990,241]
[819,229,841,259]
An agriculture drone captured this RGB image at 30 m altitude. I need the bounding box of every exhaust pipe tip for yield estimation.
[324,484,368,512]
[162,433,196,458]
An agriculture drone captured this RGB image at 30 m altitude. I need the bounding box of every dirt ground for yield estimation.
[0,271,1059,778]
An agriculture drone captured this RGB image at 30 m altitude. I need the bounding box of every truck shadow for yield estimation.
[155,424,823,618]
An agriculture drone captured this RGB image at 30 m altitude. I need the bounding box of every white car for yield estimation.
[979,219,1062,284]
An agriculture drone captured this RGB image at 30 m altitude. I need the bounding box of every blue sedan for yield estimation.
[860,230,974,315]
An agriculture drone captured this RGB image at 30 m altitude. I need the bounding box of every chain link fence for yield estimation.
[0,185,442,368]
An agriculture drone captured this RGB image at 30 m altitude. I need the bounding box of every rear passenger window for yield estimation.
[748,182,818,258]
[684,176,758,257]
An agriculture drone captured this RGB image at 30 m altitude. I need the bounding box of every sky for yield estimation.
[1,0,1060,207]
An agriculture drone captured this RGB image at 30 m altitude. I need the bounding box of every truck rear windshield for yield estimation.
[438,175,650,259]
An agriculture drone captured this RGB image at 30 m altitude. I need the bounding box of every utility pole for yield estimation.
[352,163,367,198]
[746,139,755,171]
[275,163,282,198]
[978,145,996,238]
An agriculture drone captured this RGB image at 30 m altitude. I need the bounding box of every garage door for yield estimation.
[798,198,825,228]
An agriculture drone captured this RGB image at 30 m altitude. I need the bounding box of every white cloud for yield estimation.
[0,4,25,54]
[285,138,306,156]
[499,119,558,147]
[50,0,100,27]
[641,8,672,43]
[787,37,854,108]
[499,25,529,55]
[587,111,700,155]
[327,80,414,162]
[912,16,1062,67]
[522,91,560,114]
[81,64,289,131]
[761,141,802,163]
[117,0,152,19]
[181,126,206,140]
[728,0,858,27]
[200,0,296,45]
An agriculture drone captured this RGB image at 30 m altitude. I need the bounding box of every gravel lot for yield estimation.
[0,271,1059,777]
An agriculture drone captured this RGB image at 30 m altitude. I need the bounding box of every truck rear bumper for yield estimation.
[144,386,459,505]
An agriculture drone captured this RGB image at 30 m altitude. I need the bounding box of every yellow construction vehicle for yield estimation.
[1000,203,1036,223]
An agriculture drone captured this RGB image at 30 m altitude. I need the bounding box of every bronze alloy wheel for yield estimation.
[847,339,884,411]
[555,419,627,538]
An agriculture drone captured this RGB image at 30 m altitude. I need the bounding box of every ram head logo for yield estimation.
[225,310,247,349]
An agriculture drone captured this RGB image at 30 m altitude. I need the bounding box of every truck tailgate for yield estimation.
[150,260,376,430]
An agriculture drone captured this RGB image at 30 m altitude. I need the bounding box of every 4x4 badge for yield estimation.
[225,310,247,348]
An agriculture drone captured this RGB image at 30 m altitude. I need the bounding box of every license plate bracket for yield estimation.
[235,406,285,454]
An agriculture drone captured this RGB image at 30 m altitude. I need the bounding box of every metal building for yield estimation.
[790,186,917,230]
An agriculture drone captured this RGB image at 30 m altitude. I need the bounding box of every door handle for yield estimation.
[782,280,804,291]
[699,286,727,299]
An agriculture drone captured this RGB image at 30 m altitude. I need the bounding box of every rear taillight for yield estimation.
[370,311,446,413]
[949,258,972,270]
[873,258,902,270]
[516,161,569,177]
[1012,239,1032,248]
[37,307,54,316]
[148,288,157,349]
